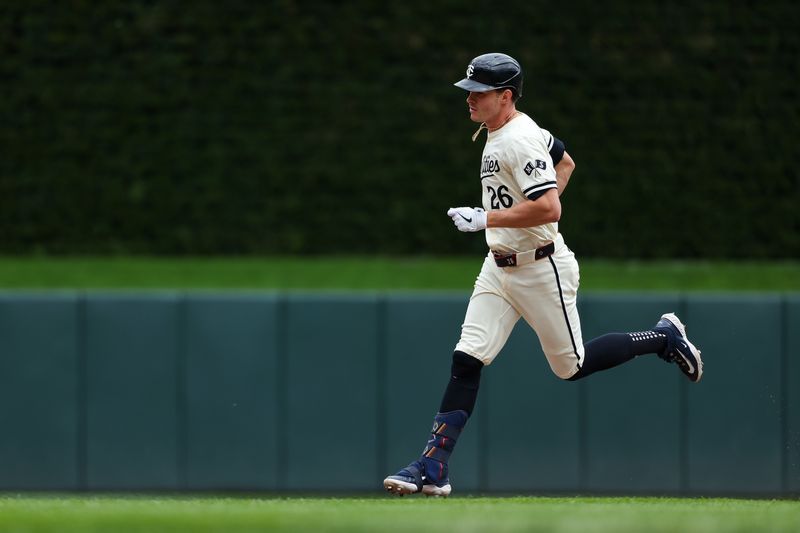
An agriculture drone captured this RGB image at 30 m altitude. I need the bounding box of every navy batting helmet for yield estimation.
[454,53,523,98]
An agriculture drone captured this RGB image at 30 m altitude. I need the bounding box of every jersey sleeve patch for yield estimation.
[523,159,547,175]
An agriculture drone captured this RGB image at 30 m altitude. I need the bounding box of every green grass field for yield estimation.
[0,257,798,291]
[0,496,798,533]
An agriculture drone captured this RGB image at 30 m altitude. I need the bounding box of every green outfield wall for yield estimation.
[1,2,798,258]
[1,292,798,495]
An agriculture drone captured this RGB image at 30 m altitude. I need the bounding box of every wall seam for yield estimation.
[276,295,289,490]
[375,296,388,483]
[578,296,588,492]
[678,294,689,495]
[780,295,788,493]
[176,294,188,490]
[76,293,87,491]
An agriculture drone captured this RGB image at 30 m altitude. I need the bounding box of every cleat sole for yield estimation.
[383,477,419,496]
[422,483,452,497]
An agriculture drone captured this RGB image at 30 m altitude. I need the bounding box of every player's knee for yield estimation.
[452,350,484,382]
[551,363,580,381]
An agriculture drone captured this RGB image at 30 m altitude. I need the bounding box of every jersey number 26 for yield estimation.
[487,185,513,209]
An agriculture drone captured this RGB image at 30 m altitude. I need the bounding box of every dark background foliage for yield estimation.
[1,1,797,257]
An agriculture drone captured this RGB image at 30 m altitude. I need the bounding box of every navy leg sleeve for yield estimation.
[439,351,484,415]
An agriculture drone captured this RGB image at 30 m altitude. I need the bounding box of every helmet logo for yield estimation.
[466,64,474,78]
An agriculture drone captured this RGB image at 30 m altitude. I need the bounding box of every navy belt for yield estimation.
[492,242,555,268]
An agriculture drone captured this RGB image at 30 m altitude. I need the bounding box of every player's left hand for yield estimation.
[447,207,487,232]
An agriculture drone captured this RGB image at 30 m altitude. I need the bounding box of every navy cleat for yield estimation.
[383,410,467,497]
[653,312,704,382]
[382,458,451,497]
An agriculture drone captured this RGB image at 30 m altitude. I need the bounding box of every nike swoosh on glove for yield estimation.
[447,207,487,232]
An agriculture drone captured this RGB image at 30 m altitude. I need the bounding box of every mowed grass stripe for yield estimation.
[0,257,798,291]
[0,496,798,533]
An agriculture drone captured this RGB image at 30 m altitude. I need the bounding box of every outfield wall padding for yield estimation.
[0,292,798,495]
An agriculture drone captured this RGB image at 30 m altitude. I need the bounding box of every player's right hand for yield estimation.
[447,207,487,232]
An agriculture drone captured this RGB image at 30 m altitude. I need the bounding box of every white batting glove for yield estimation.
[447,207,487,232]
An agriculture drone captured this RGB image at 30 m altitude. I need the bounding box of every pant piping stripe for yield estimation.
[548,255,581,368]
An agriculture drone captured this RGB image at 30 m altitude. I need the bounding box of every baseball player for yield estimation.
[383,53,703,497]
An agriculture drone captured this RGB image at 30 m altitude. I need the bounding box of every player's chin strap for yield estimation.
[472,122,487,142]
[473,111,521,141]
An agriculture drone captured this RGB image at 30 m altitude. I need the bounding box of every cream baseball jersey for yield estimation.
[480,113,559,253]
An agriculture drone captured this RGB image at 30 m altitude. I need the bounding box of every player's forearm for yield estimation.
[486,189,561,228]
[555,152,575,196]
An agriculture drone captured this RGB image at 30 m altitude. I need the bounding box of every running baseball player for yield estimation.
[383,52,704,497]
